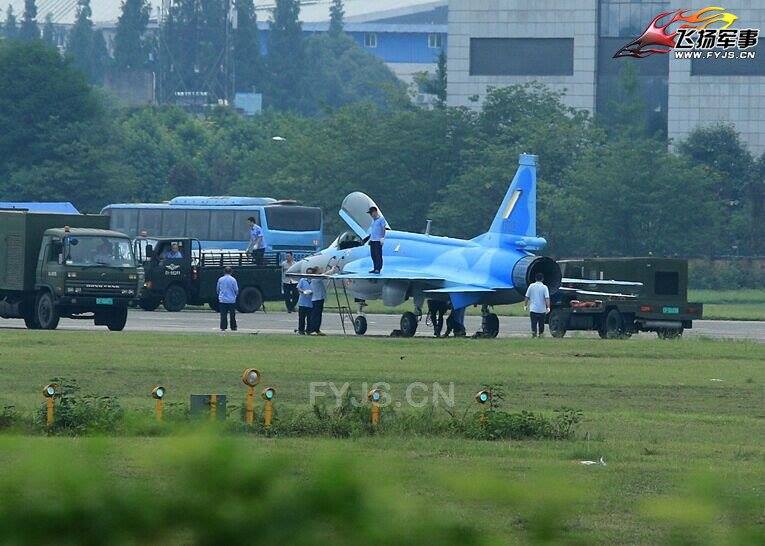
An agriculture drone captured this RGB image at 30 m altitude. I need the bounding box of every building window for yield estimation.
[364,32,377,48]
[428,33,442,49]
[690,44,765,76]
[469,38,574,76]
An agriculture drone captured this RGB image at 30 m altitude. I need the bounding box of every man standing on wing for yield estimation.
[365,206,386,274]
[524,273,550,338]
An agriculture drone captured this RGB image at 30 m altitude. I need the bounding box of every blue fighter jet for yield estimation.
[287,154,633,337]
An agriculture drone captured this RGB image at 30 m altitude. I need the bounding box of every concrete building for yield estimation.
[447,0,765,154]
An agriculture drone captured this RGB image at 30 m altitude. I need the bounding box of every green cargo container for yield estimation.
[0,210,141,331]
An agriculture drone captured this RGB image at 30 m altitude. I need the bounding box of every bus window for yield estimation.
[234,211,260,237]
[162,210,186,237]
[264,206,322,232]
[110,209,139,236]
[186,210,210,240]
[210,210,235,241]
[139,209,162,237]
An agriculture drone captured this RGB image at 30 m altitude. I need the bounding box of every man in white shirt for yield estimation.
[524,273,550,337]
[280,251,298,312]
[365,206,386,274]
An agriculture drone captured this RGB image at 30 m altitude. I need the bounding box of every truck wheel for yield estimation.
[23,314,41,329]
[208,301,219,312]
[354,315,368,335]
[106,307,128,331]
[603,309,624,339]
[35,291,60,330]
[138,297,160,311]
[163,285,187,312]
[400,311,418,337]
[549,310,567,338]
[481,313,499,338]
[237,287,263,313]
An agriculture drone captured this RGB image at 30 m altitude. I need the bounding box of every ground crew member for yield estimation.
[296,273,313,335]
[217,266,239,332]
[427,299,448,337]
[524,273,550,337]
[247,216,265,265]
[365,206,386,273]
[280,251,299,313]
[307,268,327,336]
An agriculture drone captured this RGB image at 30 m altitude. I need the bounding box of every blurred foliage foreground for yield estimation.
[0,433,762,545]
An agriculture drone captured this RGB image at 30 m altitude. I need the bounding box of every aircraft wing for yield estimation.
[559,287,637,298]
[561,278,643,287]
[424,286,495,293]
[285,271,443,282]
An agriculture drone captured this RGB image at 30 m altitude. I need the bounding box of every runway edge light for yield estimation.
[42,383,58,427]
[368,388,382,426]
[152,386,166,421]
[262,387,275,429]
[242,368,261,426]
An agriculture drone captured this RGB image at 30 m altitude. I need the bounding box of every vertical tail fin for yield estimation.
[473,154,542,248]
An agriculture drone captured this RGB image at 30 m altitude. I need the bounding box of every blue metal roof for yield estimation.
[257,21,447,34]
[0,202,80,214]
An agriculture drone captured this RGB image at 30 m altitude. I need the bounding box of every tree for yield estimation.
[329,0,344,37]
[266,0,303,111]
[114,0,150,70]
[42,12,55,46]
[3,4,18,39]
[19,0,38,40]
[234,0,263,92]
[67,0,108,84]
[433,50,446,104]
[0,40,135,211]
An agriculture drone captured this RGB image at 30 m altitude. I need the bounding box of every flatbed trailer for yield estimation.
[548,258,703,339]
[135,238,282,313]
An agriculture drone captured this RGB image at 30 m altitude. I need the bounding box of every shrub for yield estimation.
[35,378,123,435]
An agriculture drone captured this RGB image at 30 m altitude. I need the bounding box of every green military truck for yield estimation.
[0,210,142,330]
[549,257,703,339]
[135,237,282,313]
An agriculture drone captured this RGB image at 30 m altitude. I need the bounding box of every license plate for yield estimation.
[662,306,679,314]
[96,298,113,305]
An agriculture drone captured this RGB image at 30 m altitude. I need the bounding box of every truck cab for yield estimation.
[136,237,201,311]
[32,228,142,330]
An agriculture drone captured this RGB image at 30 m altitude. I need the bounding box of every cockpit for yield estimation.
[329,231,363,250]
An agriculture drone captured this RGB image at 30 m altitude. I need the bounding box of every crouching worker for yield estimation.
[217,266,239,332]
[296,273,313,335]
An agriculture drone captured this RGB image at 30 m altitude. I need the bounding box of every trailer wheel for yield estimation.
[163,285,187,312]
[138,297,161,311]
[237,287,263,313]
[602,309,624,339]
[353,315,368,335]
[106,307,128,331]
[549,310,567,338]
[400,311,418,337]
[35,291,60,330]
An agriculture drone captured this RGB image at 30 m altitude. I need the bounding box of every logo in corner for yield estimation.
[614,6,759,60]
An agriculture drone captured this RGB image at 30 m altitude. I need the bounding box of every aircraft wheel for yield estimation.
[353,315,368,335]
[163,285,187,312]
[481,313,499,338]
[549,310,567,338]
[400,311,418,338]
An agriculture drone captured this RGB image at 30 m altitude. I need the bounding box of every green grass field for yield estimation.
[0,331,763,544]
[262,288,765,321]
